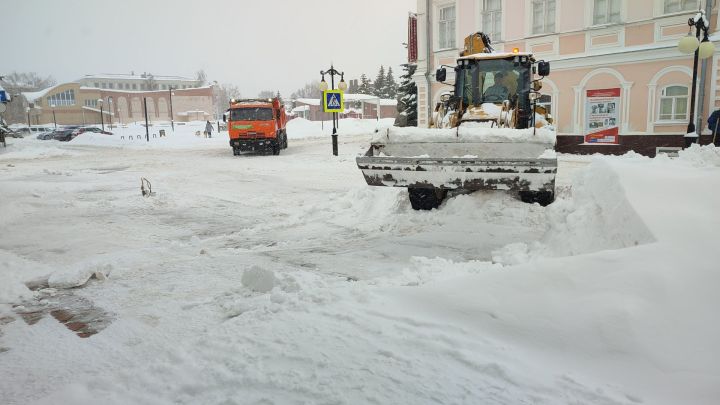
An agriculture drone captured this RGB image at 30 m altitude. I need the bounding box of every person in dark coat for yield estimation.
[707,109,720,146]
[205,120,213,138]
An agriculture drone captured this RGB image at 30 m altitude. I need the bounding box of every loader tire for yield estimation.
[519,190,554,207]
[408,187,446,210]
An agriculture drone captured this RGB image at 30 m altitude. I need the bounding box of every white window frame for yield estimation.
[437,3,457,50]
[663,0,701,15]
[657,84,689,123]
[592,0,622,26]
[531,0,557,35]
[480,0,503,42]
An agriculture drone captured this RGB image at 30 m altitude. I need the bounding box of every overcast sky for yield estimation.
[5,0,417,97]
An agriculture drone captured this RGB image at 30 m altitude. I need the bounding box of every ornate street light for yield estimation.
[319,65,346,156]
[97,98,105,131]
[678,9,715,147]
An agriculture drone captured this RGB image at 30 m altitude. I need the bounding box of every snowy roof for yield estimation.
[78,85,212,94]
[78,73,197,82]
[363,99,398,106]
[22,85,60,101]
[291,105,310,113]
[295,98,321,106]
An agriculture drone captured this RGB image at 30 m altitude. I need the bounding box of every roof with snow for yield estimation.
[78,73,197,82]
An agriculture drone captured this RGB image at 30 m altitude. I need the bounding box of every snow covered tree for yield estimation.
[382,67,397,99]
[394,63,418,127]
[373,66,386,98]
[357,74,373,95]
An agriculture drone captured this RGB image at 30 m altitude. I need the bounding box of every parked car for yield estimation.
[9,126,32,138]
[73,127,113,136]
[37,130,57,140]
[52,129,77,142]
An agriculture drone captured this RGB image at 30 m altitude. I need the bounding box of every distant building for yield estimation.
[23,79,214,126]
[414,0,720,156]
[76,72,201,92]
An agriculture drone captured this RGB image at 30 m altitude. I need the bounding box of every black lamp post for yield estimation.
[50,104,57,129]
[108,96,113,128]
[319,64,348,156]
[168,86,175,131]
[97,98,105,131]
[678,9,715,147]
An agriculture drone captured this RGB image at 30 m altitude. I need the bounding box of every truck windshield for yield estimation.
[457,59,530,105]
[230,108,273,121]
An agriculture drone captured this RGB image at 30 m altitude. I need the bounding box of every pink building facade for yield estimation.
[414,0,720,155]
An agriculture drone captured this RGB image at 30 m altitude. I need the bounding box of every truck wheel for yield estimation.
[232,147,240,156]
[283,131,288,149]
[519,190,554,206]
[408,187,446,210]
[272,142,280,155]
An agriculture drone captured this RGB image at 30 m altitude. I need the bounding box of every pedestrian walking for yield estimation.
[205,120,213,138]
[709,109,720,146]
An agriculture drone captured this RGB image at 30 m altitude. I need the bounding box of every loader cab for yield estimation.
[454,53,540,129]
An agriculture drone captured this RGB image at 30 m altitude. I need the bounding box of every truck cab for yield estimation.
[225,98,288,156]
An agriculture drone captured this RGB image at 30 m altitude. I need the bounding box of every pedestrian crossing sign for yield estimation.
[323,90,344,113]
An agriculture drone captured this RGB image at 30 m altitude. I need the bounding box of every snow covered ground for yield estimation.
[0,120,719,405]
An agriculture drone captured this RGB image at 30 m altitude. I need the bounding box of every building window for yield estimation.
[94,82,100,88]
[438,5,456,49]
[594,0,621,25]
[47,89,76,107]
[162,84,167,90]
[481,0,502,41]
[664,0,699,14]
[532,0,556,35]
[84,99,98,108]
[658,85,689,121]
[537,94,552,115]
[109,83,114,89]
[132,83,137,90]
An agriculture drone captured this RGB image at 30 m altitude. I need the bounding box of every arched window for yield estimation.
[658,85,688,121]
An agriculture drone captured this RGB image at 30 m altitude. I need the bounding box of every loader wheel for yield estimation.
[519,190,554,206]
[408,187,447,210]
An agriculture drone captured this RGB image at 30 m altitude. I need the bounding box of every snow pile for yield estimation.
[287,117,394,139]
[379,125,556,145]
[678,143,720,167]
[47,263,112,289]
[541,159,656,257]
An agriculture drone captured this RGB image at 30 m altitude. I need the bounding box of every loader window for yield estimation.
[230,108,274,121]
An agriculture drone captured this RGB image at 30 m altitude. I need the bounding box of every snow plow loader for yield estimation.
[356,33,557,210]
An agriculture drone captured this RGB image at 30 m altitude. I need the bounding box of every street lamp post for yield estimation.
[678,9,715,147]
[50,104,57,129]
[97,98,105,131]
[168,86,175,131]
[108,97,113,128]
[319,64,348,156]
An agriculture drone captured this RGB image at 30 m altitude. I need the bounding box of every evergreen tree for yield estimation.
[373,66,386,97]
[383,67,397,99]
[357,74,373,95]
[394,63,418,127]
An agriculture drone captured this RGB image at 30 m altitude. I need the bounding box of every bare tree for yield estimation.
[0,72,56,124]
[215,83,242,112]
[195,70,207,87]
[290,80,322,100]
[257,90,276,99]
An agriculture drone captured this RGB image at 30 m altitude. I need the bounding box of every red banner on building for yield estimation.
[585,88,620,144]
[408,13,418,63]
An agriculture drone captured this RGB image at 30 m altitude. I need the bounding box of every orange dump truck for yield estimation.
[224,98,288,155]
